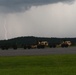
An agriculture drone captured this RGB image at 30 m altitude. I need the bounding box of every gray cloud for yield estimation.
[0,0,75,13]
[0,0,76,40]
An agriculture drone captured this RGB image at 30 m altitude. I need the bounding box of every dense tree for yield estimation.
[0,36,76,49]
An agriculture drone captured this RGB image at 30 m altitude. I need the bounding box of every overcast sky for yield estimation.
[0,0,76,40]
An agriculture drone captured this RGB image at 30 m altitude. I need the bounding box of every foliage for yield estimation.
[0,36,76,48]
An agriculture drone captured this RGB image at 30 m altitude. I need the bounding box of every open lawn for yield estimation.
[0,54,76,75]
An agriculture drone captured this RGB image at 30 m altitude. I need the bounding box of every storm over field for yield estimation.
[0,0,76,40]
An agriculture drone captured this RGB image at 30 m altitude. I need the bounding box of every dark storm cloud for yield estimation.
[0,0,75,13]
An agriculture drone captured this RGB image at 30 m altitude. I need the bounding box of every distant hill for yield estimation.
[0,36,76,46]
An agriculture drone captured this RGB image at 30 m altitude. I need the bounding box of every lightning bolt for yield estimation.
[4,18,8,40]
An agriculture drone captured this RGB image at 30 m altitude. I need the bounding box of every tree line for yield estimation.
[0,36,76,49]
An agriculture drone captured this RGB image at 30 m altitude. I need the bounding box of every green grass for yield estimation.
[0,54,76,75]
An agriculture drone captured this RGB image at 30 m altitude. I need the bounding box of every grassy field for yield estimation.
[0,54,76,75]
